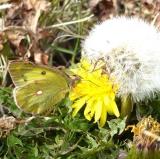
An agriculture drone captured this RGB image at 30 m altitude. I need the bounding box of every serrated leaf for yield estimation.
[86,134,98,148]
[107,117,126,137]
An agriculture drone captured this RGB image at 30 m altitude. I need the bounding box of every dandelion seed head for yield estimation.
[82,16,160,102]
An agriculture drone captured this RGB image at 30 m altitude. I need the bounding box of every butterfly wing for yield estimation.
[9,61,69,114]
[8,61,68,87]
[14,80,68,114]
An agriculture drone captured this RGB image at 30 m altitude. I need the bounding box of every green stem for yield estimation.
[120,94,133,118]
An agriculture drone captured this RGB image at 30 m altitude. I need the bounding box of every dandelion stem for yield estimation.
[120,95,133,118]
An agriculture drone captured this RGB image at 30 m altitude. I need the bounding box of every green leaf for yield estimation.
[7,135,23,147]
[32,144,39,158]
[107,117,126,137]
[86,134,98,148]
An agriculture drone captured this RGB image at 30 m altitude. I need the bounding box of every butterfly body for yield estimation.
[9,61,69,114]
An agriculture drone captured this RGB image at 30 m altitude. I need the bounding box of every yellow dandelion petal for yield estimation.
[99,102,107,127]
[103,95,110,105]
[80,58,92,70]
[69,58,119,127]
[110,101,120,117]
[71,59,92,78]
[69,83,88,100]
[69,91,83,101]
[72,97,86,117]
[104,95,119,117]
[69,91,79,101]
[84,99,95,121]
[89,101,96,119]
[104,96,114,115]
[94,100,102,123]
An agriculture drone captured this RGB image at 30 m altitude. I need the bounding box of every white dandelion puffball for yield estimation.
[82,16,160,102]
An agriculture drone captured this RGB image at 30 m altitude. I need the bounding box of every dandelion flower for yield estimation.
[69,59,119,127]
[82,16,160,102]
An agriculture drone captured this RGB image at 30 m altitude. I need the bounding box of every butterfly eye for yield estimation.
[41,71,46,75]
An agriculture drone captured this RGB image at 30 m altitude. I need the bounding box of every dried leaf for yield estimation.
[0,3,12,10]
[0,116,17,137]
[4,0,50,63]
[0,0,20,3]
[34,52,49,64]
[89,0,115,21]
[152,13,160,29]
[0,19,5,51]
[5,5,24,26]
[6,31,27,56]
[89,0,101,8]
[23,0,50,33]
[0,0,10,3]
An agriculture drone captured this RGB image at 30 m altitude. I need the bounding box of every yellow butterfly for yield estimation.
[8,61,69,114]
